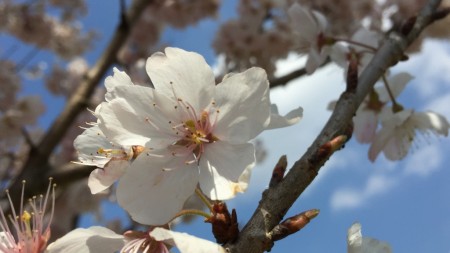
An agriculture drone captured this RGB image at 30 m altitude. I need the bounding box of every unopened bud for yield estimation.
[269,155,288,187]
[270,209,319,241]
[205,202,239,244]
[313,135,348,164]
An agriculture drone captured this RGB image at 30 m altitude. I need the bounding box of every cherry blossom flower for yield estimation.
[288,3,330,74]
[331,28,381,76]
[0,179,55,253]
[93,47,302,225]
[73,68,148,194]
[73,125,137,194]
[347,222,392,253]
[47,226,225,253]
[354,72,413,143]
[368,109,450,161]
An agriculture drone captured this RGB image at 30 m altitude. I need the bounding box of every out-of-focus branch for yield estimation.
[269,67,307,88]
[48,163,94,186]
[3,0,153,209]
[268,60,330,88]
[227,0,443,252]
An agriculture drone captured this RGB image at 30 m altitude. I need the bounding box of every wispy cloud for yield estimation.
[330,174,397,211]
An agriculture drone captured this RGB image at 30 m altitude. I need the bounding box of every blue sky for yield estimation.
[2,1,450,252]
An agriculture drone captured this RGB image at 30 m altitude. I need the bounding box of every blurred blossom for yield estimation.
[369,109,450,161]
[0,1,94,58]
[213,0,293,77]
[354,72,413,143]
[347,222,392,253]
[288,3,330,74]
[46,58,88,97]
[23,61,48,80]
[331,27,382,76]
[0,96,45,147]
[0,60,20,112]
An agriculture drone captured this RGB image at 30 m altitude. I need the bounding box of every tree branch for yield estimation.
[269,67,307,88]
[227,0,442,252]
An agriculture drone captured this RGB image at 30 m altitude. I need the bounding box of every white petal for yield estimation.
[150,228,225,253]
[117,152,198,225]
[330,43,350,69]
[213,67,271,144]
[236,165,253,193]
[361,237,392,253]
[353,110,378,143]
[288,4,322,42]
[348,223,392,253]
[411,111,450,136]
[382,131,411,161]
[46,226,125,253]
[377,72,413,102]
[351,28,380,50]
[104,67,135,102]
[73,125,115,167]
[96,100,153,147]
[101,84,180,148]
[348,223,363,252]
[88,159,129,194]
[199,142,255,200]
[368,126,395,162]
[265,104,303,130]
[146,47,215,110]
[306,48,327,74]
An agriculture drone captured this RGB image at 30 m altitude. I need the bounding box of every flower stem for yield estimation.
[195,187,214,212]
[171,209,211,222]
[381,74,403,112]
[332,37,378,51]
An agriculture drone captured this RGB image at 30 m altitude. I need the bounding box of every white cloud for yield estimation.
[330,174,396,211]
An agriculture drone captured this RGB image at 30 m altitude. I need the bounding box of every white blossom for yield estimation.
[347,223,392,253]
[354,72,413,143]
[369,109,450,161]
[288,3,330,74]
[47,226,225,253]
[93,47,302,225]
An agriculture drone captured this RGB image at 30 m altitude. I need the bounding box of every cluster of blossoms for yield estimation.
[0,1,95,59]
[45,58,89,97]
[118,0,219,65]
[0,0,448,251]
[285,2,450,161]
[63,47,303,251]
[0,61,45,177]
[214,0,450,77]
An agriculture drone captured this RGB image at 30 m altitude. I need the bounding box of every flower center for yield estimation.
[173,110,219,162]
